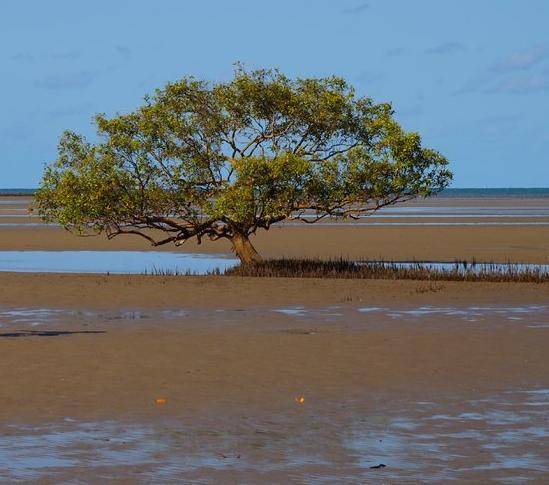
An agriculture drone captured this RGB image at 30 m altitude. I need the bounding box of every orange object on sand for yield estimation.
[154,398,167,405]
[295,396,305,404]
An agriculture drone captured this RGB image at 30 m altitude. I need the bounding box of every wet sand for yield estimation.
[2,294,548,422]
[2,389,548,482]
[1,195,549,263]
[1,276,548,422]
[1,196,549,481]
[1,272,548,309]
[1,279,548,481]
[1,222,549,264]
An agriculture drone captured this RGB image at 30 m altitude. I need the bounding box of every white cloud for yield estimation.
[492,46,549,72]
[489,74,549,94]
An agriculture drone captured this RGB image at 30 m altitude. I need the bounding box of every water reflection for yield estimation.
[1,388,547,482]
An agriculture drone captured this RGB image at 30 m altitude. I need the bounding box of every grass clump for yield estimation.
[224,258,549,283]
[143,267,223,276]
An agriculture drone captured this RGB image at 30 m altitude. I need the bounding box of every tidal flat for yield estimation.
[0,195,548,481]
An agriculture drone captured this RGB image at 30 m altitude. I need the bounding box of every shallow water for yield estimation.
[357,304,549,323]
[378,206,549,214]
[0,250,546,276]
[274,306,343,320]
[0,388,547,482]
[2,303,548,332]
[273,304,549,327]
[0,222,59,227]
[3,218,549,227]
[0,251,238,274]
[284,204,549,225]
[297,206,549,218]
[0,307,191,330]
[3,203,549,228]
[286,221,549,226]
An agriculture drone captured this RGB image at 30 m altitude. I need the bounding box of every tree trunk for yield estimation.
[231,232,262,264]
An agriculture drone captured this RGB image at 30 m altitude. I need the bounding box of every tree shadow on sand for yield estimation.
[0,330,106,338]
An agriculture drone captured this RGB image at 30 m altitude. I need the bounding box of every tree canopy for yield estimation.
[35,66,452,263]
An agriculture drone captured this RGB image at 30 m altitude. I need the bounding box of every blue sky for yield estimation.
[1,0,548,187]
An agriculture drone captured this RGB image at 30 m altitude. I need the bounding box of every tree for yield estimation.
[35,66,452,263]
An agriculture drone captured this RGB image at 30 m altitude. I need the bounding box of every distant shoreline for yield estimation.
[436,188,549,198]
[3,188,549,198]
[0,189,36,196]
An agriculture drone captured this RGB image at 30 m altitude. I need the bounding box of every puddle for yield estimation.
[273,306,309,317]
[273,304,549,327]
[1,388,547,481]
[527,323,549,328]
[343,388,549,481]
[274,306,343,320]
[0,305,346,331]
[0,422,167,480]
[0,307,195,329]
[357,304,549,325]
[0,308,68,326]
[0,251,238,274]
[2,303,549,331]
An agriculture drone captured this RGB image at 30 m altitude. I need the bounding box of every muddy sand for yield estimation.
[1,196,549,480]
[1,195,549,263]
[1,276,548,480]
[0,224,549,264]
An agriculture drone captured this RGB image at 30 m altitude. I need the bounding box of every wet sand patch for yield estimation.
[1,224,549,264]
[1,388,547,482]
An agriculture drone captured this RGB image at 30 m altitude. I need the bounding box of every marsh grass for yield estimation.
[143,266,223,276]
[140,258,549,282]
[224,258,549,283]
